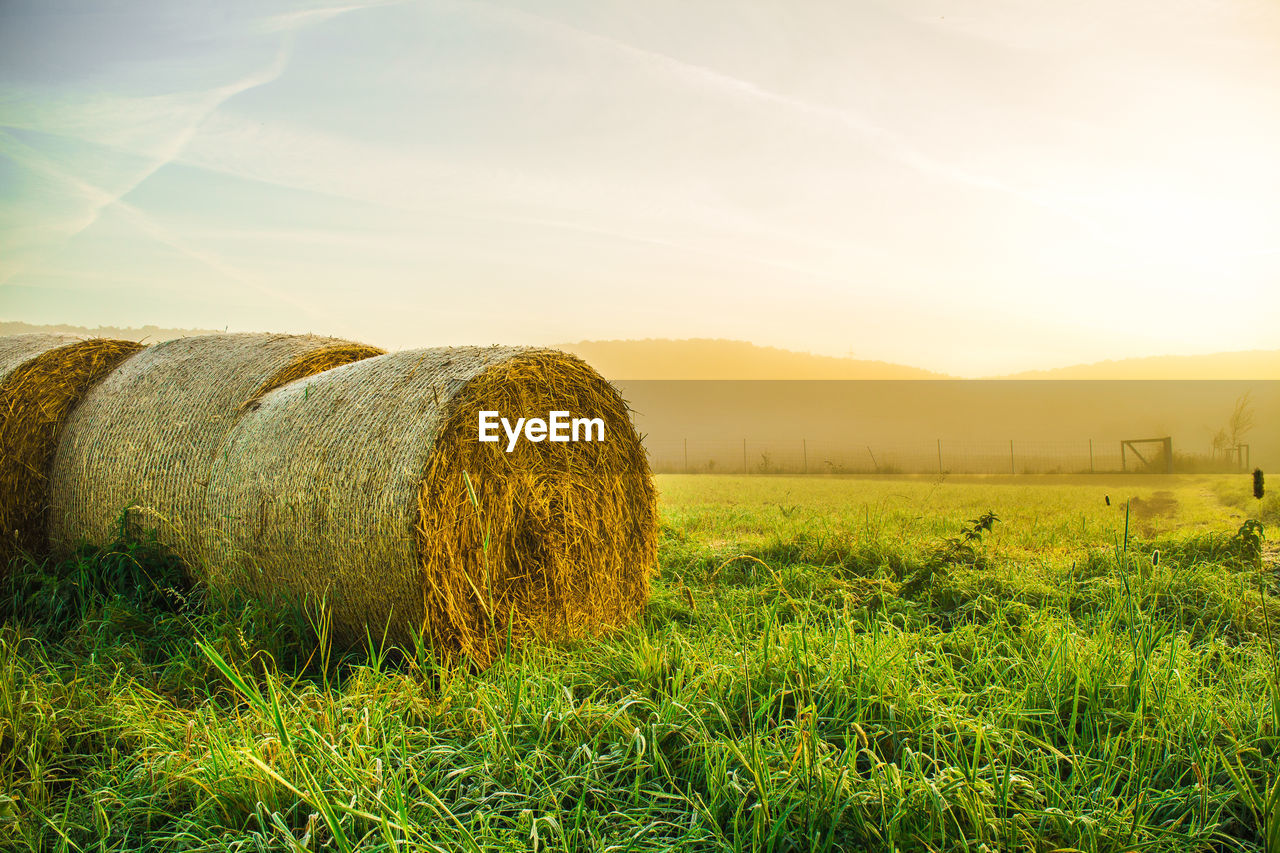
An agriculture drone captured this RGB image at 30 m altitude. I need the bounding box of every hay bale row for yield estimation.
[201,346,657,664]
[0,334,145,571]
[47,333,384,567]
[21,333,655,662]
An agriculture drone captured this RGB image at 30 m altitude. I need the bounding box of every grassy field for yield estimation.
[2,474,1277,851]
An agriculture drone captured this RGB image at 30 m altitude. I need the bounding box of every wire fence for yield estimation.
[643,438,1146,475]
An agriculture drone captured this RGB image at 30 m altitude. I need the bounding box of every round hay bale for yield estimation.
[202,346,657,664]
[47,333,384,564]
[0,334,145,570]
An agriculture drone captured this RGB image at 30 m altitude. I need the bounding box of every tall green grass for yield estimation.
[1,474,1277,851]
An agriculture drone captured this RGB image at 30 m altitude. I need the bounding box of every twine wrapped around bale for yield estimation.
[0,334,144,570]
[47,333,383,564]
[202,346,658,664]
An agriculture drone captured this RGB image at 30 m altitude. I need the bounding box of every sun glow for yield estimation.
[1085,187,1277,269]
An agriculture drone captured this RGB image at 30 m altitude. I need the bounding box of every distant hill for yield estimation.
[5,323,1276,379]
[559,339,1280,380]
[558,338,948,379]
[562,339,1280,380]
[0,321,222,343]
[997,350,1280,380]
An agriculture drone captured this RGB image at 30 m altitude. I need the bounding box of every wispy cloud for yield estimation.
[463,1,1121,247]
[0,131,328,322]
[107,201,329,323]
[0,30,296,285]
[253,0,408,33]
[7,93,904,293]
[169,107,920,283]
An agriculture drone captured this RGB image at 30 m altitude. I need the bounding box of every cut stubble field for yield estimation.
[1,474,1277,851]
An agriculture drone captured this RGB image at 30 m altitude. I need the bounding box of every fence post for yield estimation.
[1010,439,1015,475]
[937,439,943,474]
[683,437,688,474]
[743,438,747,475]
[802,438,807,475]
[1089,439,1094,474]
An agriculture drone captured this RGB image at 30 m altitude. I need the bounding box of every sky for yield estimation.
[1,0,1278,377]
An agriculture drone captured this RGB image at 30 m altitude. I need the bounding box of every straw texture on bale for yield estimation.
[47,333,383,565]
[202,347,657,664]
[0,334,145,569]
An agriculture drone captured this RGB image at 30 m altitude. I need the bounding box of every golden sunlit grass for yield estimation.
[654,472,1245,556]
[1,471,1277,849]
